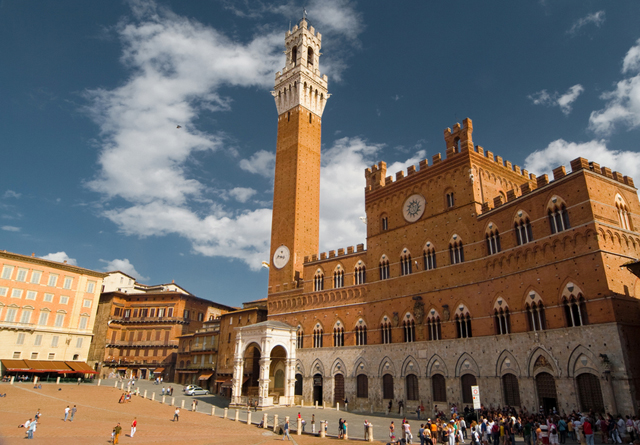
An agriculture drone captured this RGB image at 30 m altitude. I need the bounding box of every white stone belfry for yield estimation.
[272,18,329,117]
[229,320,297,409]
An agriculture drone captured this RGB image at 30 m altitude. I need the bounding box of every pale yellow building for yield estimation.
[0,250,106,376]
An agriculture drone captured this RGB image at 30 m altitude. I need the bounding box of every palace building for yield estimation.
[230,18,640,415]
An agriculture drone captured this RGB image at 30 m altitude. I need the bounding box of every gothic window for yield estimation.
[514,212,534,245]
[381,316,392,344]
[379,256,390,280]
[313,324,323,348]
[563,295,588,327]
[297,326,304,349]
[486,226,501,255]
[548,197,570,234]
[291,46,297,66]
[333,322,344,347]
[449,237,464,264]
[455,306,472,338]
[432,374,447,402]
[400,251,412,276]
[355,320,367,346]
[333,267,344,289]
[423,244,437,270]
[446,192,455,208]
[494,308,511,335]
[307,47,314,67]
[313,269,324,292]
[402,314,415,342]
[616,194,632,230]
[382,374,394,399]
[381,216,389,231]
[357,374,368,398]
[426,310,442,341]
[406,374,419,401]
[354,262,366,285]
[526,293,546,331]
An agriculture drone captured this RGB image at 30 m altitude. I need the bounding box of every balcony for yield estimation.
[0,321,36,332]
[106,340,179,349]
[109,316,189,325]
[176,362,216,371]
[181,344,218,354]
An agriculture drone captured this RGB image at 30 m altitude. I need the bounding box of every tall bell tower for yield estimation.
[268,18,329,291]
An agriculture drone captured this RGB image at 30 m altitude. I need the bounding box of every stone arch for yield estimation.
[567,345,601,378]
[353,356,369,377]
[426,354,449,377]
[295,359,305,377]
[401,355,421,377]
[495,350,522,377]
[455,353,479,377]
[310,358,326,377]
[378,356,397,377]
[522,287,544,306]
[560,280,584,300]
[527,346,559,377]
[331,357,347,376]
[266,341,291,358]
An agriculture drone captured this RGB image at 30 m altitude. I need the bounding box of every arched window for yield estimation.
[406,374,419,400]
[514,211,533,245]
[616,194,632,230]
[426,310,441,341]
[357,374,368,398]
[333,266,344,289]
[313,324,323,348]
[502,373,521,406]
[449,236,464,264]
[333,322,344,347]
[296,326,304,349]
[432,374,446,402]
[354,262,366,285]
[402,314,415,342]
[307,47,314,67]
[400,250,412,276]
[548,197,570,234]
[381,216,389,231]
[564,295,588,327]
[486,225,501,255]
[314,269,324,291]
[446,192,455,208]
[423,243,437,270]
[291,46,297,66]
[355,319,367,345]
[380,316,392,344]
[455,306,472,338]
[525,292,546,331]
[379,256,390,280]
[494,308,511,335]
[382,374,394,399]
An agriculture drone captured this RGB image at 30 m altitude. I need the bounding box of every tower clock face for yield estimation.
[272,245,291,269]
[402,194,426,223]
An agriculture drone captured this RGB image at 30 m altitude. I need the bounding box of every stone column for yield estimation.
[273,414,279,433]
[258,357,271,407]
[262,413,268,428]
[97,379,101,386]
[162,395,166,404]
[143,390,147,398]
[231,356,245,406]
[247,411,252,425]
[297,417,302,435]
[283,358,296,406]
[320,420,326,437]
[223,408,228,419]
[211,406,215,416]
[234,410,239,421]
[367,424,374,442]
[151,392,155,401]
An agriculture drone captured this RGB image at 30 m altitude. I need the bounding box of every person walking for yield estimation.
[70,405,77,422]
[113,422,122,444]
[282,418,291,441]
[27,418,37,439]
[64,406,70,422]
[173,407,180,422]
[130,417,137,437]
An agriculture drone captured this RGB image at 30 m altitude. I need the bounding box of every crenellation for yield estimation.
[320,252,327,260]
[506,189,517,202]
[356,243,365,252]
[493,195,504,208]
[432,153,442,164]
[520,182,533,195]
[444,118,474,153]
[624,176,635,187]
[329,250,336,258]
[589,161,601,174]
[396,170,405,181]
[486,150,494,161]
[496,155,503,166]
[407,165,416,175]
[505,160,512,171]
[337,248,345,256]
[384,176,394,186]
[601,166,613,178]
[570,157,589,172]
[481,201,492,213]
[347,246,354,254]
[419,159,429,170]
[552,166,566,180]
[537,174,549,188]
[514,165,521,175]
[529,173,536,180]
[522,169,528,178]
[312,254,318,261]
[476,145,484,156]
[613,171,625,183]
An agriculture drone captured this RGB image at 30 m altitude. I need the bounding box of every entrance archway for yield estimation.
[313,373,323,405]
[334,374,344,406]
[576,373,604,412]
[295,373,303,396]
[461,374,477,404]
[269,345,287,401]
[242,343,261,397]
[535,372,558,414]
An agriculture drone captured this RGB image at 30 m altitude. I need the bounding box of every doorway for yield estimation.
[535,372,558,414]
[334,374,344,406]
[313,373,323,405]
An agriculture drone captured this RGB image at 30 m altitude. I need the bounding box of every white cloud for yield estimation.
[229,187,257,203]
[623,38,640,74]
[3,190,21,199]
[40,251,78,266]
[524,138,640,179]
[1,226,20,232]
[100,258,149,281]
[589,40,640,135]
[567,10,605,36]
[239,150,276,177]
[529,84,584,115]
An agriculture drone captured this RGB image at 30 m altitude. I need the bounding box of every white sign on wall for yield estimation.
[471,385,481,410]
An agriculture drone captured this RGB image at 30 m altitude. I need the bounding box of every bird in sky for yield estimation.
[176,125,182,129]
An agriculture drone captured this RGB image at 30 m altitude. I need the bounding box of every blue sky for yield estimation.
[2,0,640,307]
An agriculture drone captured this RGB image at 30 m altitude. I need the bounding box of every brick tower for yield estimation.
[268,18,329,291]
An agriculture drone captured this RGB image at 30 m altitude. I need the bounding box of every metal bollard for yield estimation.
[297,417,302,435]
[320,420,326,438]
[247,411,252,425]
[234,410,239,421]
[262,413,268,428]
[223,408,228,419]
[273,414,279,433]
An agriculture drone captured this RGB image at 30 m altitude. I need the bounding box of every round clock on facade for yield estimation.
[402,194,426,222]
[272,245,290,269]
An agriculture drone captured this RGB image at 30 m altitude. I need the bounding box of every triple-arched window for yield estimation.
[354,262,366,285]
[548,197,570,234]
[380,316,392,344]
[379,256,390,280]
[313,269,324,292]
[333,266,344,289]
[333,322,344,347]
[400,250,412,276]
[423,243,437,270]
[449,236,464,264]
[402,314,416,342]
[564,295,588,327]
[526,293,546,332]
[616,194,632,230]
[514,211,533,245]
[427,310,442,341]
[455,306,472,338]
[296,326,304,349]
[486,224,501,255]
[355,319,367,346]
[493,299,510,335]
[313,324,323,348]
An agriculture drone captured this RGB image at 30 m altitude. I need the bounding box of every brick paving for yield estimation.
[0,382,381,444]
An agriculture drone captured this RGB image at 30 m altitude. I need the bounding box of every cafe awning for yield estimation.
[65,361,98,374]
[1,359,30,372]
[220,379,233,388]
[26,360,72,373]
[177,370,198,374]
[198,373,213,381]
[153,368,164,373]
[117,367,127,371]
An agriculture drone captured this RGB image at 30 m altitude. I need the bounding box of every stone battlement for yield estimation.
[285,18,322,41]
[303,243,365,264]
